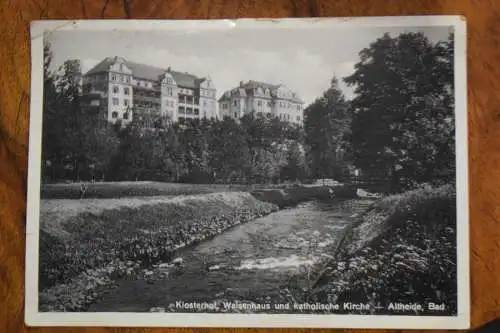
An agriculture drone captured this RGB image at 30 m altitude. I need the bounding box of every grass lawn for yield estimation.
[41,181,255,199]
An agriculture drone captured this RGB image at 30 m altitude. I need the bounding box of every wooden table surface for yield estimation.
[0,0,499,332]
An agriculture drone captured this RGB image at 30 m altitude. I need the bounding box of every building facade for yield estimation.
[218,80,304,125]
[81,56,217,127]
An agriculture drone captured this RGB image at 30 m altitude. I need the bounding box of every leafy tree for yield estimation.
[41,41,65,181]
[304,77,352,181]
[344,32,454,192]
[209,117,250,183]
[280,140,307,182]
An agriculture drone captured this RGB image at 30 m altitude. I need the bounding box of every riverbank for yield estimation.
[309,184,457,316]
[39,192,278,312]
[251,185,358,208]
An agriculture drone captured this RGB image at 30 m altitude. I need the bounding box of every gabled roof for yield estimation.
[84,56,204,89]
[85,58,115,76]
[218,80,304,104]
[242,80,278,90]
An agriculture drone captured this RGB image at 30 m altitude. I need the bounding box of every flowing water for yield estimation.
[89,199,372,313]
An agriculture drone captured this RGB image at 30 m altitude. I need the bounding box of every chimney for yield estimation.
[167,66,171,72]
[239,80,244,87]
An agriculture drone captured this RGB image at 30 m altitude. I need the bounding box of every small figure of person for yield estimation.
[79,183,88,199]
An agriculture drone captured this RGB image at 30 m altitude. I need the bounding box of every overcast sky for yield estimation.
[47,25,451,105]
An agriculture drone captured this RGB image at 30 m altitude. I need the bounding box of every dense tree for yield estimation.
[42,44,119,181]
[208,117,250,183]
[344,32,455,192]
[304,77,352,181]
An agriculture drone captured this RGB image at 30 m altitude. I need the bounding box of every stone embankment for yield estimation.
[39,192,278,312]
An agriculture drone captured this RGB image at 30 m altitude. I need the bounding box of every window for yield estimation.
[126,76,130,83]
[112,98,119,105]
[111,111,118,118]
[233,100,238,107]
[257,100,262,106]
[234,112,237,117]
[123,112,129,120]
[124,99,129,107]
[124,87,129,95]
[113,85,119,94]
[120,75,124,82]
[297,116,301,121]
[267,101,271,107]
[111,74,116,81]
[179,106,185,114]
[194,109,199,115]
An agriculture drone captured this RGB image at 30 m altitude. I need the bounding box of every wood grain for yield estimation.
[0,0,498,332]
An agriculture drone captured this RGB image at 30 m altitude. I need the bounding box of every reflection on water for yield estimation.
[89,199,371,313]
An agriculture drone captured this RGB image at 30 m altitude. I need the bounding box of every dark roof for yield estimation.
[218,80,304,104]
[85,58,114,76]
[84,56,203,89]
[242,80,278,90]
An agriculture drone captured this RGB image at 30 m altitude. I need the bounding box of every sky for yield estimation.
[46,25,452,106]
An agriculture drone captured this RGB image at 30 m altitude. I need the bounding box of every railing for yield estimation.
[134,94,160,103]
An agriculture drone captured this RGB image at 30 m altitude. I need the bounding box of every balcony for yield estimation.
[178,95,199,105]
[134,93,161,104]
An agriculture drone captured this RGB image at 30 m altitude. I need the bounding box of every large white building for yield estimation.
[82,56,217,127]
[218,80,304,125]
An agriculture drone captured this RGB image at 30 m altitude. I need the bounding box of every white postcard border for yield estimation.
[25,16,469,329]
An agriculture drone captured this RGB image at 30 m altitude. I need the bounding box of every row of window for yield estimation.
[112,97,131,107]
[223,100,300,110]
[179,107,200,115]
[253,88,271,97]
[279,113,301,121]
[164,87,174,96]
[201,89,215,98]
[278,101,301,110]
[110,73,131,84]
[137,80,153,88]
[111,111,130,120]
[111,73,154,89]
[112,85,130,95]
[164,100,175,107]
[228,111,300,122]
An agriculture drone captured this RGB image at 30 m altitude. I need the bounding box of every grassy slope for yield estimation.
[309,184,457,316]
[39,192,278,311]
[41,181,252,199]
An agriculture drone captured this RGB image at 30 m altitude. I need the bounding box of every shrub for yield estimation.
[310,184,457,316]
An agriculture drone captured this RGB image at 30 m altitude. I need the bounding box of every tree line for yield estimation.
[42,30,455,193]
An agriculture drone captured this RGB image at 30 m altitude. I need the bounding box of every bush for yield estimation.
[310,184,457,316]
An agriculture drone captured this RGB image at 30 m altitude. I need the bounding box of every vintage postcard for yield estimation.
[25,16,469,329]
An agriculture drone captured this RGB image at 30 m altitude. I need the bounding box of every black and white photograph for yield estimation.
[25,17,469,329]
